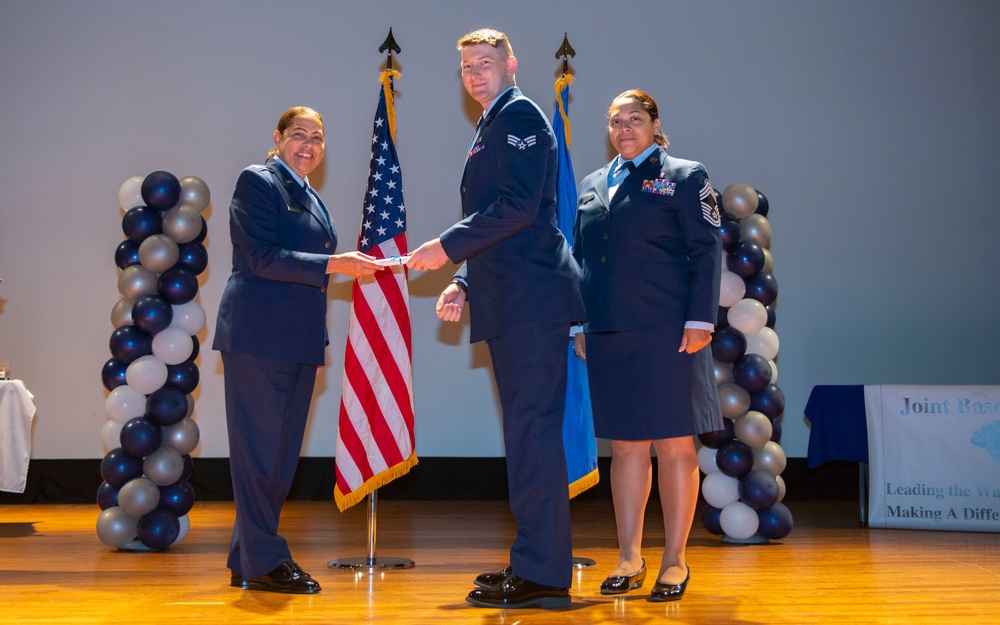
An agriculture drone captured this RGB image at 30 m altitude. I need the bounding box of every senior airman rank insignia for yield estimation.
[700,181,722,227]
[642,179,676,195]
[507,134,536,150]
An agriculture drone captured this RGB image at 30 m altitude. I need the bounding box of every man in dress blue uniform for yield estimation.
[407,28,586,609]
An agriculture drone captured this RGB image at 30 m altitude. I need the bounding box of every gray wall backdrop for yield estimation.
[1,0,998,462]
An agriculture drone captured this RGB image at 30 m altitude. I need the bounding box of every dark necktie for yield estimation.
[613,160,635,178]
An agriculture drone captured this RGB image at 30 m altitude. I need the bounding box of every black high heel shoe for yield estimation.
[599,559,647,595]
[648,565,689,602]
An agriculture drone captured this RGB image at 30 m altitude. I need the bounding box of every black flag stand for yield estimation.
[328,27,413,572]
[555,32,595,571]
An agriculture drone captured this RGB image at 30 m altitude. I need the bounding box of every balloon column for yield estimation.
[697,183,793,542]
[97,171,209,551]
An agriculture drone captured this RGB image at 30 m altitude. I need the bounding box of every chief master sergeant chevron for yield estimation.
[406,28,586,609]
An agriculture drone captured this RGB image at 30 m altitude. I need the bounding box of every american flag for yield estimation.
[334,70,416,512]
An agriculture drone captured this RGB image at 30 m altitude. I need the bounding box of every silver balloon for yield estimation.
[118,175,145,211]
[775,475,786,503]
[111,298,133,328]
[118,265,158,302]
[162,204,203,244]
[185,394,195,419]
[161,417,200,455]
[138,234,180,273]
[179,176,211,213]
[761,248,774,274]
[96,506,139,548]
[734,411,773,448]
[714,359,734,385]
[722,183,758,219]
[739,214,772,249]
[753,441,787,476]
[717,382,751,419]
[118,477,161,517]
[143,446,184,486]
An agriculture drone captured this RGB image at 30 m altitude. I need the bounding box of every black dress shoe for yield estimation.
[230,571,247,588]
[466,574,570,609]
[648,565,689,602]
[474,565,513,588]
[243,561,321,594]
[600,559,647,595]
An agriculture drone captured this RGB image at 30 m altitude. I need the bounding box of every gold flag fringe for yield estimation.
[334,452,418,512]
[568,467,600,500]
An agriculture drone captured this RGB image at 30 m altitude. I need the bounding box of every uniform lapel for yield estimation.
[610,148,664,207]
[595,162,612,208]
[267,160,335,238]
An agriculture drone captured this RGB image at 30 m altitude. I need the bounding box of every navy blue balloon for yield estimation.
[137,507,180,550]
[131,294,173,335]
[97,481,120,510]
[755,190,770,217]
[701,504,724,536]
[100,448,144,488]
[158,266,198,305]
[697,418,735,449]
[109,325,153,364]
[166,360,200,394]
[159,480,196,516]
[727,241,765,278]
[102,357,129,391]
[194,216,208,243]
[115,240,141,270]
[739,470,780,510]
[716,306,729,329]
[765,305,776,329]
[757,502,793,539]
[716,439,754,479]
[711,326,746,363]
[120,416,163,458]
[175,241,208,275]
[121,206,162,243]
[719,218,740,250]
[141,171,181,211]
[733,353,773,392]
[180,454,194,481]
[770,417,783,443]
[744,273,778,307]
[146,386,188,426]
[750,384,786,420]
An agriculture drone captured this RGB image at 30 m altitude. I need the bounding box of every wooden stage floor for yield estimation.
[2,499,999,624]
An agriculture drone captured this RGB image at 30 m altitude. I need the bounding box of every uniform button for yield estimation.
[320,287,327,293]
[324,241,331,248]
[601,256,607,263]
[603,233,609,240]
[461,185,467,194]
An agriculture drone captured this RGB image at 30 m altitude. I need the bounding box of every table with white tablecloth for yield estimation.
[0,379,35,493]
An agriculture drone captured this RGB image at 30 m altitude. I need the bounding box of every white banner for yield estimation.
[866,384,1000,532]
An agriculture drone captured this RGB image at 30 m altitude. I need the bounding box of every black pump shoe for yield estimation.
[599,559,647,595]
[648,565,689,602]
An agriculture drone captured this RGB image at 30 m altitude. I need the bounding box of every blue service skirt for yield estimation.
[585,327,723,441]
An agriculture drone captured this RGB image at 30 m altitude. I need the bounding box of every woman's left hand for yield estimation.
[678,328,712,354]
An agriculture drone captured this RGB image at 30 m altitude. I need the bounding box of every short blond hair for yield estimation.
[457,28,513,59]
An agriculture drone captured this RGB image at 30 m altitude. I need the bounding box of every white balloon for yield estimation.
[768,360,778,384]
[727,298,767,335]
[125,355,168,395]
[173,514,191,544]
[719,271,746,308]
[720,501,760,539]
[776,475,786,503]
[118,175,146,211]
[170,300,206,335]
[697,445,720,474]
[152,327,193,365]
[701,471,740,508]
[745,327,780,361]
[101,419,123,451]
[106,385,147,425]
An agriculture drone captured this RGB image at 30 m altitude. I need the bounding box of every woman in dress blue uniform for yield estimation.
[572,90,723,602]
[213,106,380,593]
